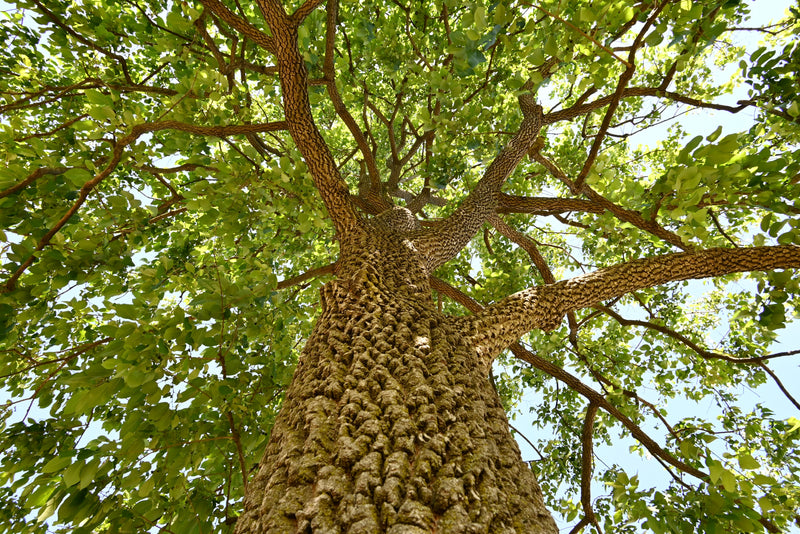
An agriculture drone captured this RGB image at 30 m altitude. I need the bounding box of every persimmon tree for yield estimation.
[1,0,800,532]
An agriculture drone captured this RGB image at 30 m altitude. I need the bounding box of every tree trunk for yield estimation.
[234,225,557,533]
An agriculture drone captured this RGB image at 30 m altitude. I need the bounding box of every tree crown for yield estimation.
[1,0,799,531]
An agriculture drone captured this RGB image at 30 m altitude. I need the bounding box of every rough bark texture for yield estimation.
[234,223,558,533]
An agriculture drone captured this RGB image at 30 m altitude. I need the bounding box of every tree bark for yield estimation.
[234,225,558,533]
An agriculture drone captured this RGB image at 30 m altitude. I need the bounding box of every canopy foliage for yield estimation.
[1,0,799,532]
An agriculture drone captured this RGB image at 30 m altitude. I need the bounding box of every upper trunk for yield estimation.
[234,222,557,533]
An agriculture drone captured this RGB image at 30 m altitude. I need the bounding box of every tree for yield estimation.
[1,0,799,531]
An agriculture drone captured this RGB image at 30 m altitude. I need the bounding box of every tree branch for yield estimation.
[757,361,800,412]
[320,0,386,210]
[0,167,68,199]
[488,214,555,284]
[507,343,706,480]
[569,402,601,534]
[200,0,277,53]
[276,262,337,290]
[412,100,544,271]
[544,86,759,126]
[290,0,325,25]
[256,0,363,237]
[572,1,667,191]
[462,245,800,363]
[135,120,288,137]
[595,304,795,365]
[531,151,691,250]
[496,193,602,216]
[31,0,135,84]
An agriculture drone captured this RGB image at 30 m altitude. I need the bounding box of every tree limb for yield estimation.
[412,100,544,271]
[290,0,325,25]
[531,150,691,250]
[545,86,759,126]
[488,214,555,284]
[321,0,387,210]
[757,361,800,412]
[496,193,602,216]
[595,304,795,365]
[200,0,277,53]
[507,343,706,480]
[276,262,337,290]
[0,167,68,199]
[572,1,667,191]
[31,0,135,84]
[569,402,601,534]
[257,0,363,237]
[462,245,800,363]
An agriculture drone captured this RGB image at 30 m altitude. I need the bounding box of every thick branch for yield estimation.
[321,0,386,209]
[496,193,602,216]
[200,0,277,53]
[290,0,325,25]
[462,245,800,362]
[412,101,544,271]
[0,167,68,199]
[257,0,362,236]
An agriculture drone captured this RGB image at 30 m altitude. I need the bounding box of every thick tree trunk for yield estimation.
[235,227,557,533]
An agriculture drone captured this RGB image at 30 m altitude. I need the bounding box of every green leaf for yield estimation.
[706,125,722,142]
[63,168,93,187]
[787,417,800,435]
[26,485,56,508]
[720,470,737,492]
[677,135,703,163]
[467,47,486,67]
[87,105,116,121]
[79,459,100,490]
[138,476,156,497]
[737,454,760,470]
[544,36,559,58]
[84,89,113,107]
[42,457,72,474]
[474,5,487,30]
[679,440,699,460]
[63,461,84,487]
